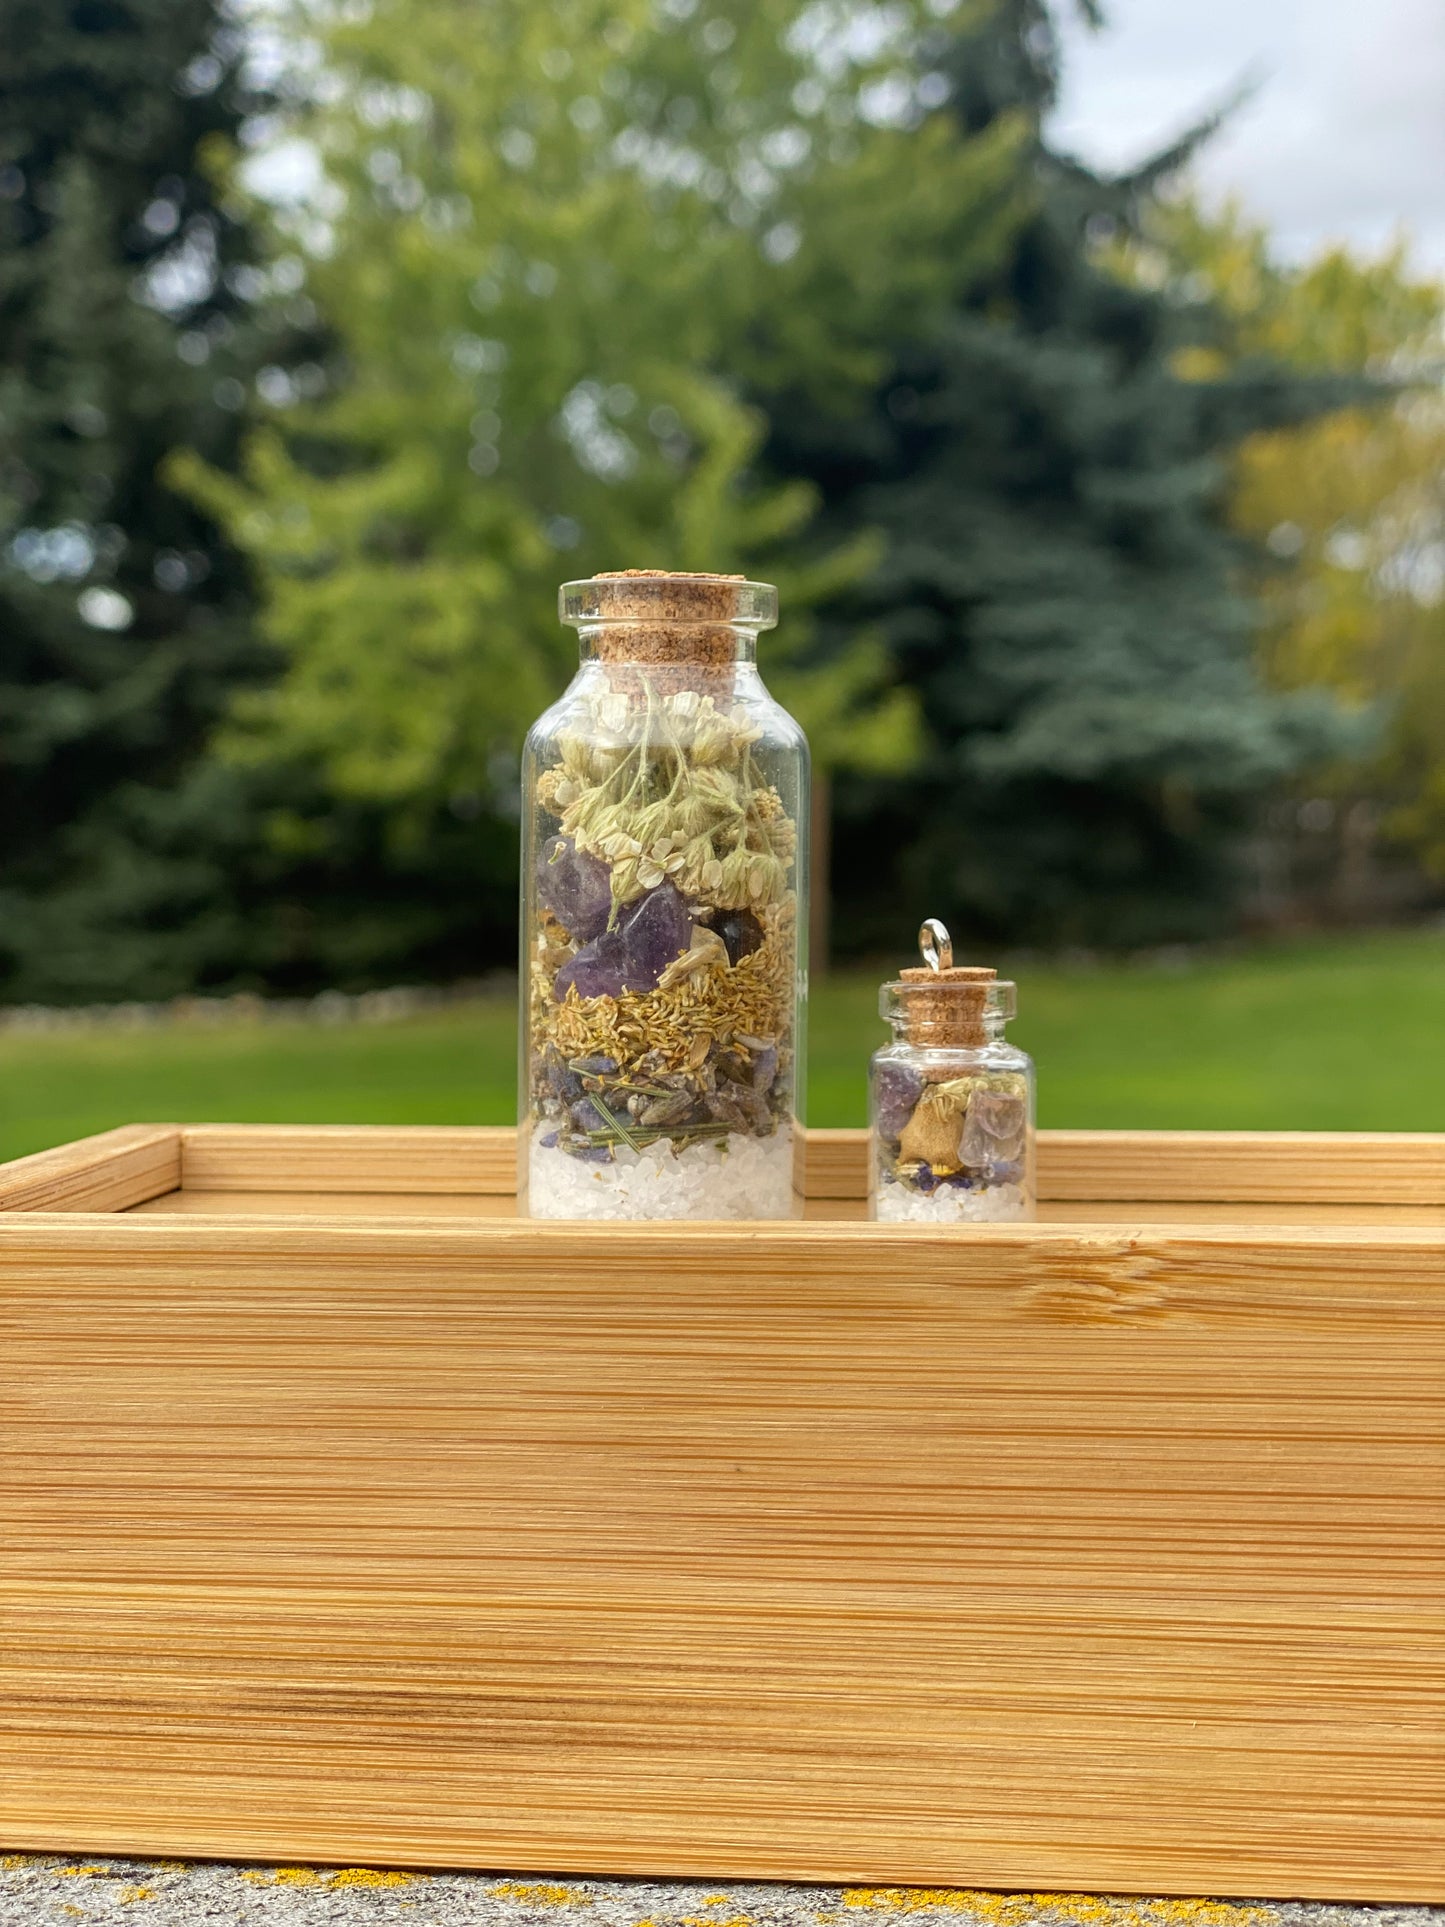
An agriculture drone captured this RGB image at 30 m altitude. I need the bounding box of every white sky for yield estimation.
[1050,0,1445,274]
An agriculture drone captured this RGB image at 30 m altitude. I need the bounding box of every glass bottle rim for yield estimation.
[879,978,1018,1024]
[560,574,778,630]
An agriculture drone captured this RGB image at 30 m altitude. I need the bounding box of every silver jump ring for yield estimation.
[918,917,952,973]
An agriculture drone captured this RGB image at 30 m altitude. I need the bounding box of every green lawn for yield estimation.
[1,931,1441,1165]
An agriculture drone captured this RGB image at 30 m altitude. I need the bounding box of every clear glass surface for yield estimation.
[519,596,808,1220]
[869,1008,1035,1224]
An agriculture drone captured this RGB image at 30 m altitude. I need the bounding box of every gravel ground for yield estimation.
[0,1859,1440,1927]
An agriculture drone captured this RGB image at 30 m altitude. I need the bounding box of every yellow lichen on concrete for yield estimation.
[57,1865,111,1879]
[118,1886,156,1903]
[240,1865,420,1891]
[490,1880,594,1908]
[1042,1899,1274,1927]
[838,1894,1276,1927]
[330,1868,421,1889]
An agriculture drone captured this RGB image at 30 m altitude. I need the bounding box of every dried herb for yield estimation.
[530,676,798,1167]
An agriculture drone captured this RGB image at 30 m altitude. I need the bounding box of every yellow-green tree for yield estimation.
[181,0,1027,845]
[1148,199,1445,886]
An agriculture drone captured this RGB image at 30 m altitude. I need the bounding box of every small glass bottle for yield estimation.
[519,570,809,1220]
[870,919,1035,1223]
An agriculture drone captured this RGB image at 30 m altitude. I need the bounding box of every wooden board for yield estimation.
[0,1123,179,1214]
[0,1126,1442,1897]
[1038,1128,1445,1206]
[179,1123,514,1196]
[10,1121,1424,1207]
[128,1186,1445,1226]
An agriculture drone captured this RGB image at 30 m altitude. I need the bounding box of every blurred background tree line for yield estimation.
[2,0,1441,1004]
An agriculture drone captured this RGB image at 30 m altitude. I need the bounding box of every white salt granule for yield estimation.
[527,1124,796,1221]
[874,1177,1029,1224]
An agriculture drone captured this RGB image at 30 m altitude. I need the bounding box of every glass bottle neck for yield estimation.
[888,1014,1012,1045]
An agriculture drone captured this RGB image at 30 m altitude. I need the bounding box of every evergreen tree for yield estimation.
[0,0,291,999]
[762,0,1367,950]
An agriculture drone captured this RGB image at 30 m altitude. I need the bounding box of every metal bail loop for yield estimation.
[918,917,952,973]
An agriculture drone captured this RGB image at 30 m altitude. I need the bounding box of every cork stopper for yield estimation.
[563,570,774,660]
[561,571,777,701]
[897,963,997,1047]
[882,919,1014,1047]
[592,569,743,652]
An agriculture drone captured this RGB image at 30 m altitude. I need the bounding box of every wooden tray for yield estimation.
[2,1123,1442,1898]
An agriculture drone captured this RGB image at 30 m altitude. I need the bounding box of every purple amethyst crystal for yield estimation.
[622,880,693,981]
[554,931,629,1002]
[553,882,693,1003]
[913,1161,940,1193]
[873,1059,924,1138]
[537,835,613,943]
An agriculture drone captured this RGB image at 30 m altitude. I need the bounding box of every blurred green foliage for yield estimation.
[179,0,1031,813]
[0,0,280,1000]
[188,0,1378,960]
[759,1,1371,949]
[0,0,1433,1005]
[0,0,481,1001]
[1141,200,1445,883]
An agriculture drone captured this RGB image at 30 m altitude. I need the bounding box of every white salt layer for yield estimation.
[527,1124,797,1221]
[874,1178,1029,1224]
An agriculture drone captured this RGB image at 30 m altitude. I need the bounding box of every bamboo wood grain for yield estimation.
[173,1125,1445,1206]
[129,1189,1445,1227]
[181,1123,514,1195]
[0,1124,179,1214]
[127,1179,1445,1225]
[1,1200,1443,1896]
[1040,1128,1445,1205]
[809,1127,1445,1204]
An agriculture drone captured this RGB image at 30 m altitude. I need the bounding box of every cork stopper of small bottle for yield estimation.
[896,919,997,1047]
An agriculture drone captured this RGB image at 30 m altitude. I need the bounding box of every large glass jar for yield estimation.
[870,920,1035,1223]
[520,570,809,1220]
